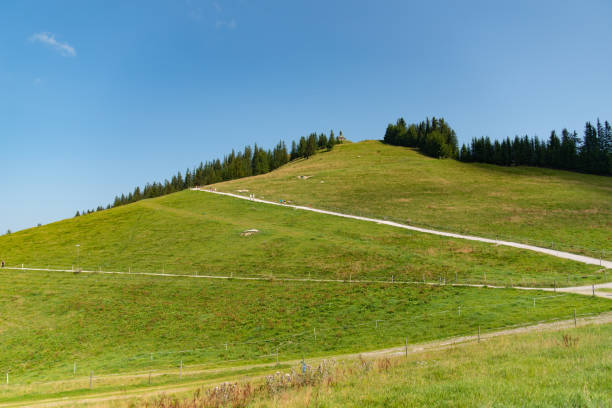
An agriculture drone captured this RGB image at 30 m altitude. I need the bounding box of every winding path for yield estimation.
[193,188,612,269]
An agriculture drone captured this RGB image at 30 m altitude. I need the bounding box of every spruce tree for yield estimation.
[290,141,298,160]
[305,133,317,158]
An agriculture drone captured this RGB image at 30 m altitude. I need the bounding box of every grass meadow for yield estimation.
[0,270,609,402]
[214,140,612,256]
[150,323,612,408]
[0,191,606,288]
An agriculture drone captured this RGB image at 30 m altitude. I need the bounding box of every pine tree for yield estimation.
[305,133,317,158]
[327,131,336,150]
[318,133,327,149]
[297,136,307,158]
[290,140,298,160]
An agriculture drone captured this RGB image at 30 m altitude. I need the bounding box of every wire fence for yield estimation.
[1,263,610,289]
[0,292,609,395]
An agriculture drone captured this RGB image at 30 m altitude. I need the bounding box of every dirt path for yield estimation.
[3,312,611,408]
[193,188,612,269]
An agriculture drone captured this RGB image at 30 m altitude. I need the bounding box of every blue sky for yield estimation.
[1,0,611,233]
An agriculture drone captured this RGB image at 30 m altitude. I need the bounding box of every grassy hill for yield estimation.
[0,141,610,404]
[0,191,605,287]
[0,269,608,401]
[0,188,610,402]
[212,140,612,256]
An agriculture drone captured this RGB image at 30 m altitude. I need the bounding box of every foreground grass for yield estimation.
[143,323,612,408]
[213,140,612,255]
[0,269,609,401]
[0,190,606,287]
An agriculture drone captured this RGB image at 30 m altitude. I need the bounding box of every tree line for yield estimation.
[75,130,343,217]
[459,120,612,175]
[383,117,459,158]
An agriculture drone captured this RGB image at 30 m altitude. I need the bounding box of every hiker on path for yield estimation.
[1,260,4,268]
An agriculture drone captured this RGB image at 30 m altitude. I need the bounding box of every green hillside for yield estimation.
[153,323,612,408]
[213,140,612,256]
[0,144,610,404]
[0,270,608,401]
[0,191,605,287]
[0,187,610,402]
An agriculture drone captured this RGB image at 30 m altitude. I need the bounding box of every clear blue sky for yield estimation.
[1,0,611,233]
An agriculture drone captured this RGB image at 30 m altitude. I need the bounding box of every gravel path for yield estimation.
[194,188,612,269]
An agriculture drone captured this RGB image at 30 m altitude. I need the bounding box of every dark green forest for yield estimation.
[76,131,342,216]
[383,117,459,158]
[459,120,611,175]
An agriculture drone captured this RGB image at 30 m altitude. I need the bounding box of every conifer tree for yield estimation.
[305,133,317,158]
[318,133,327,149]
[290,140,298,160]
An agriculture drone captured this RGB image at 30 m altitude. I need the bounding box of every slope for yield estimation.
[212,140,612,256]
[0,190,605,286]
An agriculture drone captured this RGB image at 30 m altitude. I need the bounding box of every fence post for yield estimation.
[150,352,153,361]
[276,348,279,366]
[458,306,461,317]
[455,271,458,282]
[180,360,183,377]
[592,284,595,296]
[478,326,481,343]
[574,309,577,328]
[554,280,556,292]
[510,278,513,288]
[533,298,536,308]
[405,338,408,358]
[314,328,317,341]
[148,371,151,385]
[73,361,76,375]
[90,371,93,388]
[5,372,7,385]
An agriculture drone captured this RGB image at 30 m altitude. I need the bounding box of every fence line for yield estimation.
[2,308,610,391]
[1,264,609,290]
